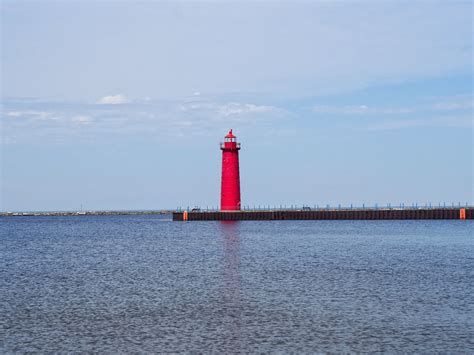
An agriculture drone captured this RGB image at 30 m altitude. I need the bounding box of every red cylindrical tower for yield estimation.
[220,129,241,211]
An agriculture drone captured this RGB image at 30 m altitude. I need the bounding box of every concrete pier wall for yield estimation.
[173,208,473,221]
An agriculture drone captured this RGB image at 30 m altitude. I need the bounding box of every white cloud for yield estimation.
[4,98,285,142]
[367,116,473,131]
[7,94,470,144]
[431,100,474,111]
[6,110,57,120]
[313,99,474,115]
[71,115,92,125]
[6,111,23,117]
[97,94,130,105]
[312,105,413,115]
[179,101,283,119]
[4,108,93,129]
[217,103,281,116]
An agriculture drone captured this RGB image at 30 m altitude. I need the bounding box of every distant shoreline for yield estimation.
[0,210,173,217]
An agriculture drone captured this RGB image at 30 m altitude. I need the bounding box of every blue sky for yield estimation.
[1,1,473,211]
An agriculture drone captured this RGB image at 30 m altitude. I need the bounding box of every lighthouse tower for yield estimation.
[220,129,241,211]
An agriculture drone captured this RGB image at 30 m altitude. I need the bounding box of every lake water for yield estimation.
[1,216,473,352]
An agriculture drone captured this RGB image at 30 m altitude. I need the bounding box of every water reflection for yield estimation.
[219,221,242,351]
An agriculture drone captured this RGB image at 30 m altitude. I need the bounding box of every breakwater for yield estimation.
[173,207,473,221]
[0,210,172,217]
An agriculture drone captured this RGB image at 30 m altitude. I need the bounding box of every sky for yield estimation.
[1,0,473,211]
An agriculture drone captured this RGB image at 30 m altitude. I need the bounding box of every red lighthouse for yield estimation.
[220,129,241,211]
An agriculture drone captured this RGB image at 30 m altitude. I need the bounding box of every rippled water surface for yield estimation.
[1,216,473,352]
